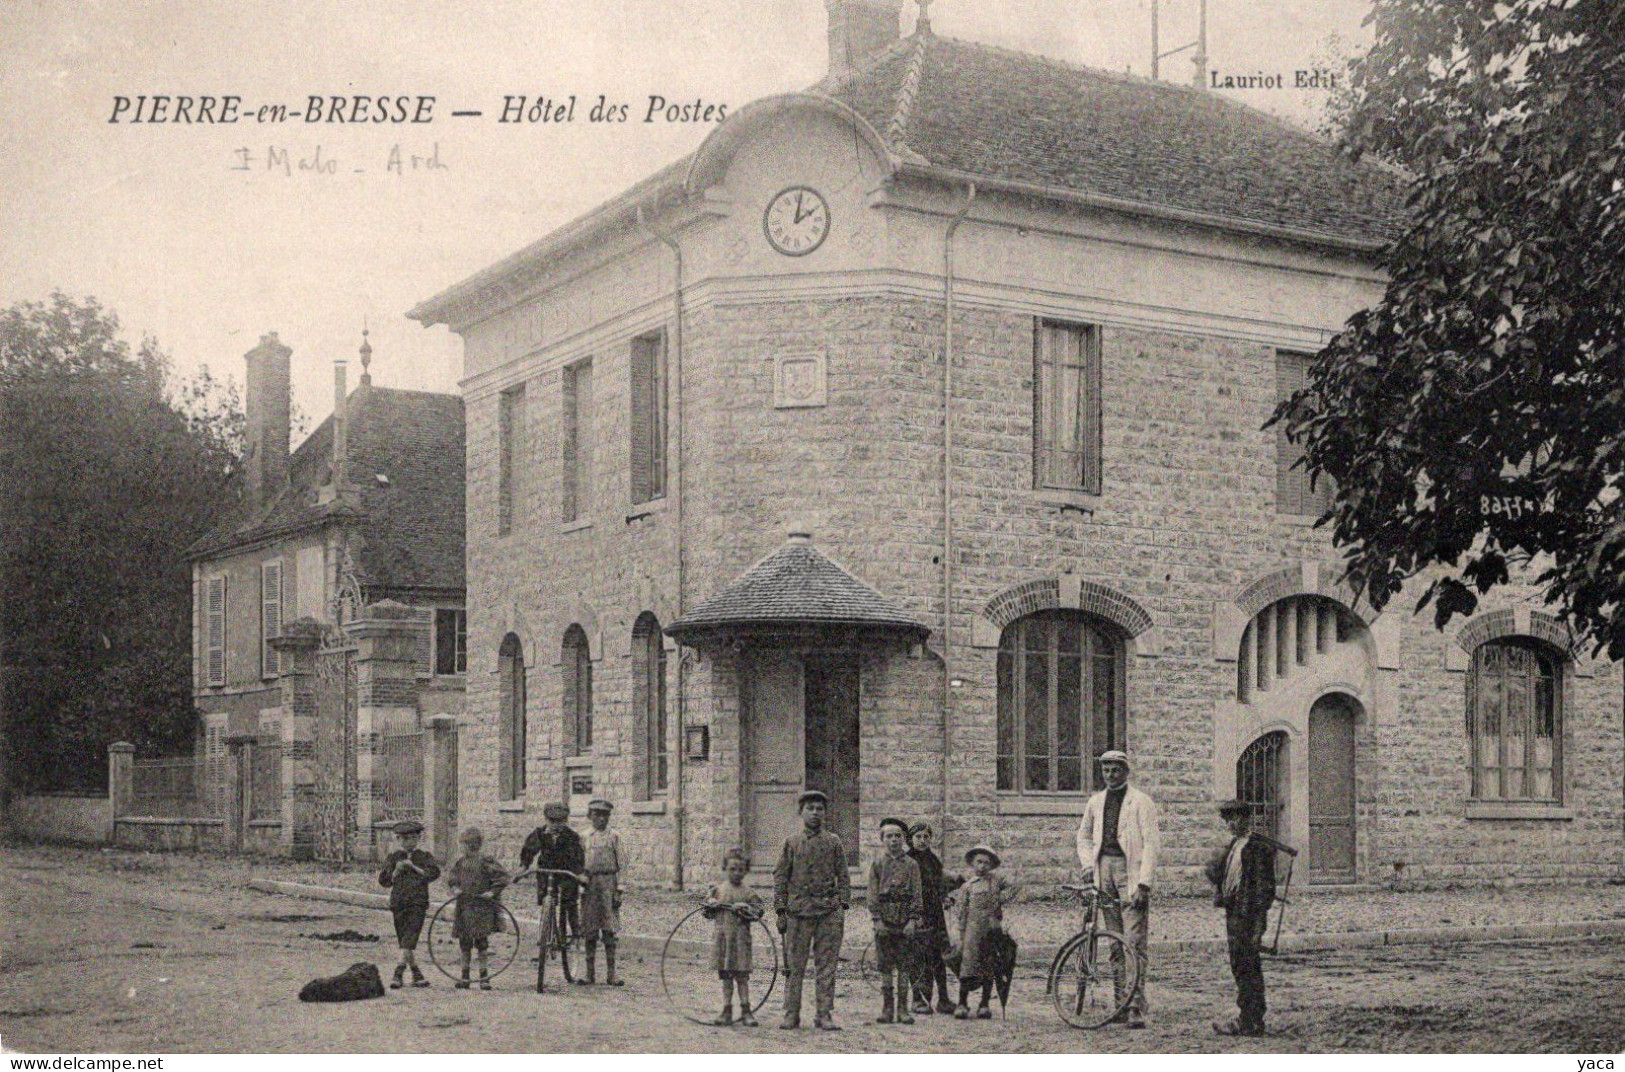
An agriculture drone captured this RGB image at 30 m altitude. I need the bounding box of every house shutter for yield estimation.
[206,576,227,687]
[410,607,434,678]
[260,561,283,678]
[630,336,653,505]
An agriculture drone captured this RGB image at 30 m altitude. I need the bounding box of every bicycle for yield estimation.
[515,868,581,993]
[425,892,522,983]
[1045,884,1143,1029]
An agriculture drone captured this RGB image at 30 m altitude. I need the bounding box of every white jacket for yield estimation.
[1075,784,1161,892]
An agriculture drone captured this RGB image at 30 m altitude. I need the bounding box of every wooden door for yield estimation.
[744,651,804,867]
[1307,694,1357,882]
[804,655,861,866]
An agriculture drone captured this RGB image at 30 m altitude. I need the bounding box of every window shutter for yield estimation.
[411,607,434,678]
[630,336,653,505]
[260,561,283,678]
[1080,326,1102,495]
[206,576,227,687]
[1276,352,1306,514]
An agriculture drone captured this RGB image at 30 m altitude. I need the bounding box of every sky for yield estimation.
[1,0,1370,432]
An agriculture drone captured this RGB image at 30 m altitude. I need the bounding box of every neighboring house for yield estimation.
[409,0,1622,887]
[186,332,467,806]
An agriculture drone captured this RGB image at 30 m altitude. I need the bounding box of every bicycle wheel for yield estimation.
[857,939,880,990]
[1048,930,1141,1029]
[535,899,556,992]
[426,897,521,983]
[659,906,780,1026]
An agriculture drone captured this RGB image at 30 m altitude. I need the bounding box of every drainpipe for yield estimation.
[641,202,687,890]
[941,182,976,856]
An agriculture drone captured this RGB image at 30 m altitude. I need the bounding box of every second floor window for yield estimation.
[630,330,668,505]
[562,360,593,524]
[1034,320,1102,494]
[205,575,227,687]
[260,561,283,678]
[498,383,526,535]
[435,608,467,675]
[1276,350,1334,516]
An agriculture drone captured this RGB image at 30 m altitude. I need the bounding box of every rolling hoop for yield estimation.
[659,905,780,1026]
[425,895,522,982]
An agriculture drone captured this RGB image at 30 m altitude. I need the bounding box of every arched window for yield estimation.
[498,633,526,800]
[563,625,593,757]
[1467,639,1561,802]
[996,610,1124,795]
[632,613,668,799]
[1236,731,1288,839]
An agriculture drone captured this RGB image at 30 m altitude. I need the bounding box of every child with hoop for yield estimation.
[448,827,509,990]
[703,849,764,1026]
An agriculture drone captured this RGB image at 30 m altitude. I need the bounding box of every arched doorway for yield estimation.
[1236,730,1288,840]
[1307,693,1358,882]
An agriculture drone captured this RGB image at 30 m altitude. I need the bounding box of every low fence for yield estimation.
[131,757,218,820]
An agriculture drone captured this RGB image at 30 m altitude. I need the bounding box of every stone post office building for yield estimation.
[411,0,1623,888]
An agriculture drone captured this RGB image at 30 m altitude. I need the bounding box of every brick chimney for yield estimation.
[825,0,904,78]
[243,332,291,507]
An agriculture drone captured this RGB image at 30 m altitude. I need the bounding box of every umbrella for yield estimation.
[989,930,1017,1019]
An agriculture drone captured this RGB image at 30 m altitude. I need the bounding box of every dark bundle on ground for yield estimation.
[298,962,386,1002]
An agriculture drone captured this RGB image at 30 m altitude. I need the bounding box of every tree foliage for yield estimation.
[1276,0,1625,656]
[0,293,240,792]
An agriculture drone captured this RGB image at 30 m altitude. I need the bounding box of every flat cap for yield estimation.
[542,801,571,821]
[1216,798,1252,816]
[1098,749,1130,768]
[878,816,910,834]
[393,819,424,836]
[587,799,613,814]
[797,789,830,808]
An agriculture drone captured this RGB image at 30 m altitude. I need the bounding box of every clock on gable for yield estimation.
[763,185,830,257]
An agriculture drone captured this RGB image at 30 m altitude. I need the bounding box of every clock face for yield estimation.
[763,186,831,257]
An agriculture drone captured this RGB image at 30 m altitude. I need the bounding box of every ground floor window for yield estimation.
[1468,639,1560,802]
[996,610,1123,794]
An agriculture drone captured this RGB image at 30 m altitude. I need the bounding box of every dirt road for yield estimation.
[2,845,1621,1053]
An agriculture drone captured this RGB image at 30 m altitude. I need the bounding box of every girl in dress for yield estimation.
[703,849,764,1026]
[447,827,509,990]
[950,845,1018,1019]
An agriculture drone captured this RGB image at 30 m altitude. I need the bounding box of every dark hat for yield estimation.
[797,789,829,808]
[1216,798,1252,816]
[878,816,910,834]
[908,821,934,838]
[587,799,613,814]
[964,844,1001,869]
[393,819,424,836]
[543,801,570,821]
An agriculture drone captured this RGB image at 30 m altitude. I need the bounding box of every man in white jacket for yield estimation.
[1075,749,1160,1027]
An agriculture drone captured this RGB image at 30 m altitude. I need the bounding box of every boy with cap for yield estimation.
[578,799,624,986]
[773,789,851,1031]
[520,801,586,951]
[907,822,962,1014]
[1075,748,1160,1028]
[868,817,924,1025]
[378,819,441,988]
[1205,799,1277,1037]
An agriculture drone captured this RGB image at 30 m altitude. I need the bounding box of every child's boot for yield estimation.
[478,970,492,991]
[712,1005,734,1027]
[876,985,896,1024]
[604,942,623,986]
[456,966,471,990]
[739,1008,759,1028]
[896,988,915,1024]
[578,940,597,985]
[411,964,431,988]
[912,988,932,1015]
[390,964,406,990]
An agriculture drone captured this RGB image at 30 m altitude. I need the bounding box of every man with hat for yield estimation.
[1205,799,1277,1037]
[772,789,851,1030]
[578,798,624,986]
[520,801,586,957]
[1075,749,1161,1027]
[377,818,441,989]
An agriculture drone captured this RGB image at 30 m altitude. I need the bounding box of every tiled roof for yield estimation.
[412,28,1403,326]
[667,535,930,641]
[827,33,1405,245]
[188,386,465,593]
